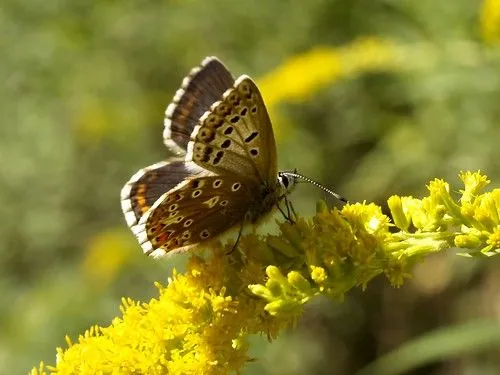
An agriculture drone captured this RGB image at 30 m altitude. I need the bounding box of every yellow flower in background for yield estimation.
[82,228,137,286]
[258,48,343,107]
[481,0,500,43]
[257,39,401,137]
[258,39,399,109]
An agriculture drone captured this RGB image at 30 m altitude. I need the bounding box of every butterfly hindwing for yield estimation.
[133,175,257,257]
[120,160,205,228]
[164,57,235,154]
[186,76,278,184]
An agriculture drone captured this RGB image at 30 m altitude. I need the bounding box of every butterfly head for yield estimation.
[277,171,298,196]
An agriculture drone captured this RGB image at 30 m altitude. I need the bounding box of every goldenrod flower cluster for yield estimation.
[31,172,500,374]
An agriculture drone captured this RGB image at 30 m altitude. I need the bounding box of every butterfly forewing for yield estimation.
[135,175,257,256]
[164,57,234,154]
[186,76,278,185]
[120,160,205,228]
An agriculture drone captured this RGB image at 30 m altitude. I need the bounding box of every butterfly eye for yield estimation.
[278,173,297,193]
[281,175,289,188]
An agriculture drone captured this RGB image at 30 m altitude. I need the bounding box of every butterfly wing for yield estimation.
[124,58,281,257]
[132,175,257,257]
[185,75,278,185]
[120,160,205,228]
[164,57,234,154]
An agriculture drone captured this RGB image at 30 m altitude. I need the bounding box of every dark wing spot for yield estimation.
[230,116,240,123]
[221,139,231,148]
[192,180,200,188]
[228,93,239,105]
[251,106,257,114]
[213,118,224,129]
[244,132,258,143]
[212,150,225,165]
[240,83,251,95]
[200,129,215,142]
[219,104,230,116]
[224,127,234,135]
[240,107,248,116]
[250,148,259,156]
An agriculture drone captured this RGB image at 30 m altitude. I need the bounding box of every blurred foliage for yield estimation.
[1,0,500,373]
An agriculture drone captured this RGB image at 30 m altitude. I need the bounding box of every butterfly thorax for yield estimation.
[246,181,283,223]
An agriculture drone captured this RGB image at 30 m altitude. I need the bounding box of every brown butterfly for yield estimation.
[121,57,344,257]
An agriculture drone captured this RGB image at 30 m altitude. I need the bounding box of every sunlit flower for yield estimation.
[481,0,500,43]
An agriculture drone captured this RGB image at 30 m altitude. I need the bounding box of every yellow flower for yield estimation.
[258,38,401,107]
[481,0,500,43]
[34,172,500,374]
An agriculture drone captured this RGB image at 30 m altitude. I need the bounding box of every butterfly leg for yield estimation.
[277,197,296,224]
[227,217,246,255]
[284,195,297,224]
[288,198,298,223]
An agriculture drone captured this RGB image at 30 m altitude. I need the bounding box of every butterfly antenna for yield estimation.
[286,172,347,204]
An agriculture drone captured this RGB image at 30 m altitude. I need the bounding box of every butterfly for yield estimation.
[121,57,344,257]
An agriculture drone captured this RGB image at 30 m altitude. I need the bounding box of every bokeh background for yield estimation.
[3,0,500,373]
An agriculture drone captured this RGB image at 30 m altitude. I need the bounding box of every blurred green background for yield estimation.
[3,0,500,373]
